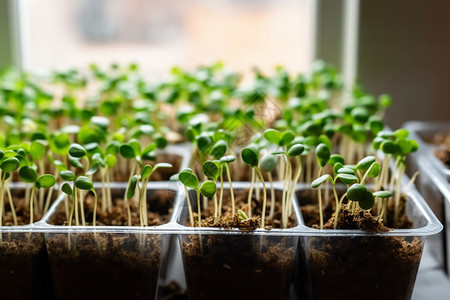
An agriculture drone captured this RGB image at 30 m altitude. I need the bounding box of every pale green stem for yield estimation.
[29,186,36,224]
[247,168,255,217]
[317,167,324,229]
[225,164,235,217]
[92,189,98,226]
[255,168,267,228]
[196,190,201,227]
[185,186,194,226]
[5,181,17,226]
[218,171,224,217]
[268,172,276,220]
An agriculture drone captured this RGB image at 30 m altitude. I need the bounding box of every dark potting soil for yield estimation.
[182,189,297,300]
[432,131,450,168]
[49,189,174,226]
[0,233,54,300]
[159,281,188,300]
[193,188,296,229]
[47,232,163,300]
[305,204,422,300]
[46,190,173,300]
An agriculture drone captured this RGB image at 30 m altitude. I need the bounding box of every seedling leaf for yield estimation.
[311,174,331,188]
[200,181,216,198]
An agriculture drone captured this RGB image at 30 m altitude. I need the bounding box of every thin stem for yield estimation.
[196,190,201,227]
[79,190,86,226]
[247,168,255,217]
[268,172,275,220]
[74,187,79,226]
[332,184,340,229]
[5,181,17,226]
[101,169,106,213]
[317,167,324,229]
[218,171,224,217]
[68,190,75,226]
[0,180,4,226]
[123,184,132,227]
[92,189,98,226]
[213,193,218,223]
[255,167,267,228]
[185,186,194,226]
[287,156,302,217]
[29,186,36,224]
[225,164,235,217]
[106,167,112,213]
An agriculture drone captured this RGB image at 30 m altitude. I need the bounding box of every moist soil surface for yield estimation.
[0,189,54,300]
[50,189,174,226]
[301,194,422,300]
[47,189,173,300]
[432,131,450,169]
[182,189,296,300]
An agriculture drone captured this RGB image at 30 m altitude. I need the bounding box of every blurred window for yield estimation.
[23,0,314,77]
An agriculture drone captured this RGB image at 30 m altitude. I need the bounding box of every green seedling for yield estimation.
[203,160,220,222]
[0,156,20,226]
[241,147,267,228]
[219,155,236,218]
[314,143,331,229]
[19,166,56,224]
[178,169,216,227]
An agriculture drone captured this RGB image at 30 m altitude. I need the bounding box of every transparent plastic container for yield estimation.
[174,182,302,300]
[417,158,450,275]
[404,121,450,181]
[294,182,442,300]
[41,182,181,300]
[0,187,54,299]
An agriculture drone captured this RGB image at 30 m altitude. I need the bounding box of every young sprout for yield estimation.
[137,163,173,226]
[241,147,267,228]
[237,209,249,222]
[19,166,56,224]
[219,155,236,218]
[315,143,331,229]
[178,169,216,227]
[203,160,220,222]
[260,153,278,220]
[0,156,20,226]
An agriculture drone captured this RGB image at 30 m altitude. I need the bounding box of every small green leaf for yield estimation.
[238,209,249,222]
[127,175,138,199]
[197,134,212,154]
[60,170,76,181]
[203,161,220,181]
[69,158,84,169]
[329,154,345,166]
[141,165,153,179]
[69,143,87,158]
[381,140,399,155]
[86,162,99,176]
[119,144,135,159]
[368,162,381,178]
[200,181,216,198]
[19,166,38,183]
[356,156,376,171]
[129,139,142,156]
[333,162,344,175]
[373,190,392,198]
[0,157,20,173]
[155,134,168,149]
[359,191,375,210]
[169,174,179,181]
[316,143,330,167]
[241,147,259,168]
[75,176,93,190]
[179,171,199,189]
[211,140,227,159]
[61,183,73,195]
[335,173,358,185]
[105,154,117,167]
[220,155,236,164]
[288,144,305,157]
[280,130,295,146]
[154,162,173,169]
[337,167,356,175]
[30,141,46,159]
[311,174,332,189]
[264,129,281,144]
[260,154,278,172]
[394,128,409,139]
[347,184,368,202]
[37,174,56,189]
